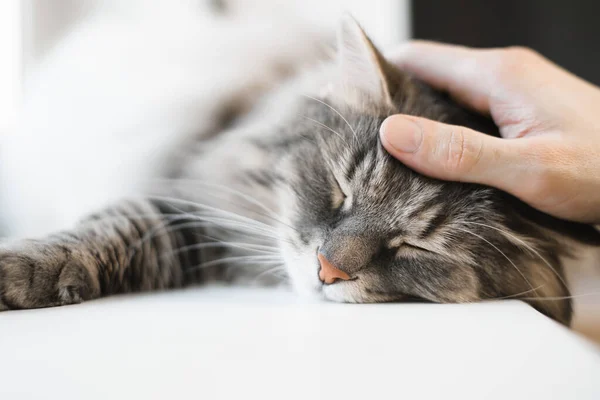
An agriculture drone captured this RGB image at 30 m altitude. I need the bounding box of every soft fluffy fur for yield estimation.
[1,7,598,325]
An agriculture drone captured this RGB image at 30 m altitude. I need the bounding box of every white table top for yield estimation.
[1,286,599,400]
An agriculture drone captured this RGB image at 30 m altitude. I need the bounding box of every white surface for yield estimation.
[1,287,599,400]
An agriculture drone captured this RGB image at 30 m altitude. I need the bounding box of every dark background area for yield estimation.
[412,0,600,86]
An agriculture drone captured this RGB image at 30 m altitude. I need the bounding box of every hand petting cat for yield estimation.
[381,42,600,224]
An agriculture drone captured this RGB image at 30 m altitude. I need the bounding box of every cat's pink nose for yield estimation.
[318,253,350,284]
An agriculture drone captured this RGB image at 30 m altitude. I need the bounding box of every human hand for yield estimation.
[379,42,600,224]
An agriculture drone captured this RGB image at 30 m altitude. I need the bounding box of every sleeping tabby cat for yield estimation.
[1,13,598,325]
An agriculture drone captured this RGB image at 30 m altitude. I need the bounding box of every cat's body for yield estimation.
[1,6,598,325]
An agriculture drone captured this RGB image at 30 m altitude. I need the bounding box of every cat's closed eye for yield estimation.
[331,174,348,211]
[388,238,432,254]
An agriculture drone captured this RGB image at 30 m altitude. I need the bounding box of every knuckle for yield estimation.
[504,46,540,62]
[490,46,541,80]
[442,127,483,175]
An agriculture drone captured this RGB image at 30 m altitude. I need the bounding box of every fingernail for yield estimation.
[379,116,423,153]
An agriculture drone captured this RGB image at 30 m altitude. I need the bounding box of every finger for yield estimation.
[389,41,496,114]
[379,115,528,192]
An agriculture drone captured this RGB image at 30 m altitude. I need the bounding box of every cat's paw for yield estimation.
[0,240,100,311]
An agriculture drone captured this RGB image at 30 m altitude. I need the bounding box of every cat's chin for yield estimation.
[321,281,411,304]
[318,279,378,303]
[290,279,366,304]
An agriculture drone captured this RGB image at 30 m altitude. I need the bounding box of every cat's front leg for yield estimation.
[0,199,208,311]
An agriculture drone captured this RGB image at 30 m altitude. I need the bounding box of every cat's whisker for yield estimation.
[129,195,281,252]
[483,284,547,301]
[297,133,319,145]
[301,94,359,143]
[94,210,281,265]
[152,178,280,220]
[143,219,286,248]
[453,226,537,296]
[189,214,278,236]
[154,178,302,235]
[462,221,569,290]
[160,241,280,262]
[146,194,278,232]
[517,291,600,301]
[124,204,291,265]
[185,255,284,274]
[249,265,287,285]
[301,115,348,145]
[159,227,283,268]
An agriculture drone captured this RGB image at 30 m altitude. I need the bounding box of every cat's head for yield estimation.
[268,16,599,325]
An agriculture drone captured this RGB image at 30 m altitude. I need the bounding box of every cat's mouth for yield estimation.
[320,277,392,303]
[319,278,432,304]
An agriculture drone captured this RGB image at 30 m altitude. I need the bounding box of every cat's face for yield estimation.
[271,16,582,325]
[276,101,572,323]
[279,114,489,302]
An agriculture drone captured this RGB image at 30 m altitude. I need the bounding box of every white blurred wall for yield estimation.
[0,1,22,135]
[0,0,410,134]
[21,0,99,69]
[23,0,410,60]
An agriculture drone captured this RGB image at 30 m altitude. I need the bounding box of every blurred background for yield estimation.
[4,0,600,133]
[0,0,409,135]
[0,0,599,343]
[414,0,600,86]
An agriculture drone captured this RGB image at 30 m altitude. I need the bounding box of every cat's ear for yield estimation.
[336,15,400,108]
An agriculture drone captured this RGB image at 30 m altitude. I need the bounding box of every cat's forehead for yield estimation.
[347,156,444,227]
[328,136,494,230]
[293,99,494,220]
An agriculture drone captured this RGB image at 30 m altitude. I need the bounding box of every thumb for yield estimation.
[379,115,524,190]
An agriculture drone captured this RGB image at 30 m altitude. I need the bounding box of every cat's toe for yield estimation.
[57,261,96,305]
[58,286,82,304]
[0,242,99,311]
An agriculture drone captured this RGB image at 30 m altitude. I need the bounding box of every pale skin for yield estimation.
[379,41,600,224]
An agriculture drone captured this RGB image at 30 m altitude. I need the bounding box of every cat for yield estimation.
[1,10,598,326]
